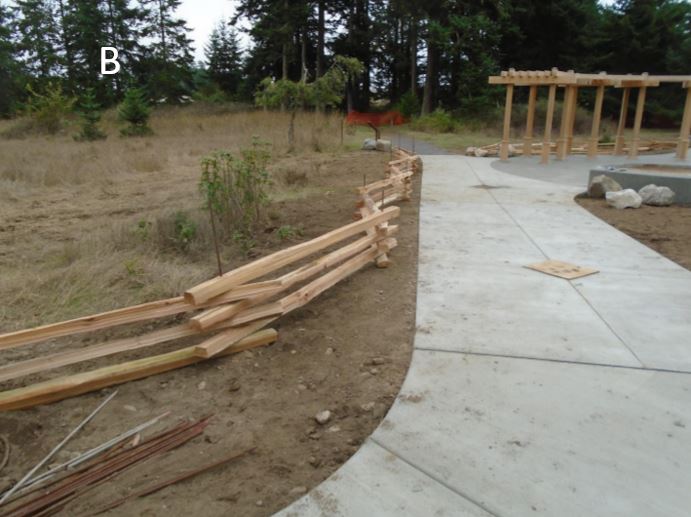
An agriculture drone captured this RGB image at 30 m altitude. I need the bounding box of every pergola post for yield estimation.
[500,84,514,161]
[566,86,579,156]
[614,87,630,155]
[556,86,571,160]
[628,86,647,159]
[588,85,605,159]
[523,85,538,156]
[676,85,691,160]
[540,84,557,165]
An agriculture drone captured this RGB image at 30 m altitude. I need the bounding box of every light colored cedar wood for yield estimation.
[523,85,538,155]
[358,170,413,194]
[184,206,400,306]
[0,328,278,411]
[0,314,277,383]
[556,86,572,160]
[525,260,599,280]
[541,84,557,164]
[565,86,579,155]
[0,297,186,352]
[677,88,691,160]
[0,280,283,353]
[281,244,388,314]
[500,84,514,161]
[224,302,284,327]
[629,86,648,159]
[190,228,397,332]
[614,87,631,155]
[190,302,247,331]
[588,85,606,158]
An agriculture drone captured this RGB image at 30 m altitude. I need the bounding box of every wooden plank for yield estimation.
[588,85,605,159]
[190,301,250,331]
[184,207,400,305]
[500,85,514,161]
[629,86,647,159]
[0,280,283,353]
[676,87,691,160]
[0,329,278,411]
[614,87,631,155]
[523,85,538,156]
[541,84,557,165]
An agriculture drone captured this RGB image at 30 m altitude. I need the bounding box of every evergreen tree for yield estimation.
[74,88,107,141]
[0,3,23,116]
[118,87,153,136]
[15,0,61,81]
[139,0,194,102]
[205,20,244,96]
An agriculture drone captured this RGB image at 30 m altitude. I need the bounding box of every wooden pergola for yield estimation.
[488,68,691,163]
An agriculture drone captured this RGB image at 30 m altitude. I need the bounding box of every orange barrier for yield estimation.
[346,111,405,126]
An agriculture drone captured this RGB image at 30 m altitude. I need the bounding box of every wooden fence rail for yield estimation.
[0,148,422,411]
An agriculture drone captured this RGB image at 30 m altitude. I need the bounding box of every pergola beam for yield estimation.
[488,68,690,164]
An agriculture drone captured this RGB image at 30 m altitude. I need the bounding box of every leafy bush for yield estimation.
[118,87,153,137]
[395,91,420,119]
[277,225,303,241]
[199,138,272,248]
[74,88,106,141]
[24,82,75,135]
[410,108,457,133]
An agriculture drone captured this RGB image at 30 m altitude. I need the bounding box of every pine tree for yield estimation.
[118,87,153,136]
[75,88,107,141]
[15,0,61,81]
[139,0,194,102]
[0,3,23,116]
[205,20,244,96]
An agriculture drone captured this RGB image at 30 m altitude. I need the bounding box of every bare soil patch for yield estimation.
[576,198,691,271]
[0,147,420,515]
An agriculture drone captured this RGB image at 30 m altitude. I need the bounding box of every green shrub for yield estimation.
[24,82,75,135]
[118,87,153,137]
[277,224,303,241]
[199,138,272,248]
[395,91,420,120]
[74,88,106,141]
[411,108,457,133]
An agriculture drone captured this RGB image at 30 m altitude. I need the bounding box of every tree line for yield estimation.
[1,0,690,122]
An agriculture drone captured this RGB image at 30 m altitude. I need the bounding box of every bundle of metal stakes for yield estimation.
[0,416,211,516]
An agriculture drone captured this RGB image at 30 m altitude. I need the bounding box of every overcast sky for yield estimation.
[178,0,243,64]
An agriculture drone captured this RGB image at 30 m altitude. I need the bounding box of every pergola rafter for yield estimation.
[488,68,691,163]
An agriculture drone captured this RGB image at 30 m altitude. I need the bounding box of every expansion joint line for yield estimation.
[367,437,501,517]
[462,158,645,368]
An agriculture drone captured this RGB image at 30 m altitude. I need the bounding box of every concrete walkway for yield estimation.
[278,156,691,516]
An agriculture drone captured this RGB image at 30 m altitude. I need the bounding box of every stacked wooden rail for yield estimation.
[0,149,422,411]
[467,140,678,158]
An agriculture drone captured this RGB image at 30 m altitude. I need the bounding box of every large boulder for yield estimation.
[588,175,622,198]
[639,184,675,206]
[362,138,377,151]
[606,188,642,209]
[375,139,392,152]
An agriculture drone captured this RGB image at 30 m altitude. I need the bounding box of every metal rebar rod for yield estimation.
[0,391,117,506]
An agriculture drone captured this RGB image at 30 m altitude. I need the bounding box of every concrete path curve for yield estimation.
[277,156,691,517]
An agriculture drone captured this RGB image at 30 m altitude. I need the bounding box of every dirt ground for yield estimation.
[0,148,420,515]
[576,198,691,271]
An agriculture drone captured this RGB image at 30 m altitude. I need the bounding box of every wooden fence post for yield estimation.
[565,86,579,156]
[556,87,571,160]
[500,84,514,161]
[628,86,648,159]
[614,87,630,155]
[541,84,557,165]
[676,85,691,160]
[588,85,605,159]
[523,85,538,156]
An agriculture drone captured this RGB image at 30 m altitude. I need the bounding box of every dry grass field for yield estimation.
[0,108,355,330]
[0,107,422,516]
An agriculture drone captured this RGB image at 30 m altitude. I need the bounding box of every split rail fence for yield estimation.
[0,148,421,412]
